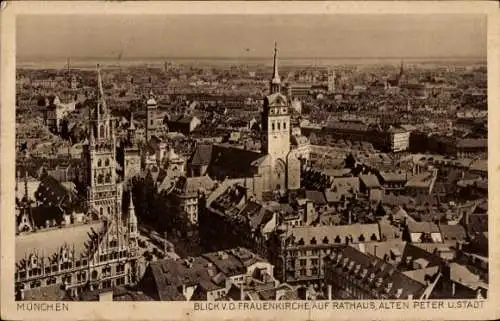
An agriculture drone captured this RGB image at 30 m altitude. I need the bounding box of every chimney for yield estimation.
[327,284,332,300]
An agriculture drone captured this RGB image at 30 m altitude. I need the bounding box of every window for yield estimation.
[299,259,307,267]
[99,125,105,138]
[98,159,102,167]
[92,270,98,280]
[272,123,275,131]
[310,237,317,245]
[105,158,110,166]
[311,258,319,266]
[299,268,307,276]
[283,122,287,130]
[277,122,281,130]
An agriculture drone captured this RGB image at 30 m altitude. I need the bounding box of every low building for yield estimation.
[167,115,201,135]
[270,223,381,285]
[137,247,278,301]
[323,245,433,300]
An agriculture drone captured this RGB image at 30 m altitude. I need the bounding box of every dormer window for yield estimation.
[310,237,317,245]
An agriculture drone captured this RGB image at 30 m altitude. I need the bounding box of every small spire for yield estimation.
[129,191,135,210]
[272,41,280,85]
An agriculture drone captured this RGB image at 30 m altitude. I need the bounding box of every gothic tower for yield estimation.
[261,43,291,190]
[83,65,120,220]
[146,90,158,141]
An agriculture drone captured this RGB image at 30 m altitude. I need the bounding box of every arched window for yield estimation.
[359,234,366,242]
[277,122,281,130]
[99,125,105,138]
[322,236,329,244]
[283,122,287,130]
[107,207,111,215]
[97,159,102,167]
[105,174,111,183]
[272,123,275,131]
[105,159,110,166]
[97,174,104,184]
[310,237,317,245]
[99,207,103,216]
[334,235,341,243]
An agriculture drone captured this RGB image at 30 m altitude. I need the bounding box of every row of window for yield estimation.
[99,251,127,263]
[298,267,320,277]
[18,259,89,280]
[297,258,319,267]
[271,121,287,131]
[96,158,111,167]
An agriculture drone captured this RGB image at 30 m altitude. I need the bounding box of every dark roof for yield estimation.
[399,243,445,272]
[207,145,267,179]
[325,245,426,299]
[34,173,82,213]
[305,190,327,205]
[189,144,213,166]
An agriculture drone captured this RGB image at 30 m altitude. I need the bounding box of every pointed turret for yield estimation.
[128,191,138,236]
[270,42,281,94]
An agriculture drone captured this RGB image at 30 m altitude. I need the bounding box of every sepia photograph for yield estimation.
[1,1,498,320]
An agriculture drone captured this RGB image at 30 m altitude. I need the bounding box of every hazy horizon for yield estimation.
[17,14,486,61]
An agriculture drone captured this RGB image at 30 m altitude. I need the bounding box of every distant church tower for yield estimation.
[261,43,299,191]
[146,90,158,141]
[327,70,336,93]
[83,65,121,220]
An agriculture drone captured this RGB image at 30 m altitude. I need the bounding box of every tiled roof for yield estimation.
[399,243,445,272]
[287,223,381,246]
[189,144,213,166]
[378,171,407,183]
[325,246,426,299]
[23,284,71,301]
[360,174,381,189]
[16,222,105,263]
[207,145,268,179]
[174,175,215,197]
[407,221,440,233]
[457,139,487,149]
[145,247,268,301]
[469,159,487,173]
[305,190,327,205]
[438,224,467,242]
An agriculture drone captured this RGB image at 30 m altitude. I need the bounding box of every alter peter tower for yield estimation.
[261,43,299,191]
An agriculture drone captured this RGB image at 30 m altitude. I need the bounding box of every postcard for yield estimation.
[1,1,498,320]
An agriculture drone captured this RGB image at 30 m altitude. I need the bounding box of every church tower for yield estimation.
[146,90,158,141]
[83,65,120,220]
[261,43,291,190]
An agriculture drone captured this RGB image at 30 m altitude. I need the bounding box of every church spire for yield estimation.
[96,64,107,116]
[270,42,281,94]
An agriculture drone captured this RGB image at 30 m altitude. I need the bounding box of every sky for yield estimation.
[17,14,487,59]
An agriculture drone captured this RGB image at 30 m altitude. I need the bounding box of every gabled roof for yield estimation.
[189,144,213,166]
[360,174,381,189]
[325,246,426,299]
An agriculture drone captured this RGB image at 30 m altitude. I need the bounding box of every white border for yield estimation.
[1,2,499,320]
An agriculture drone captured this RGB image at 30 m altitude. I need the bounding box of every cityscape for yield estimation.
[14,14,488,302]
